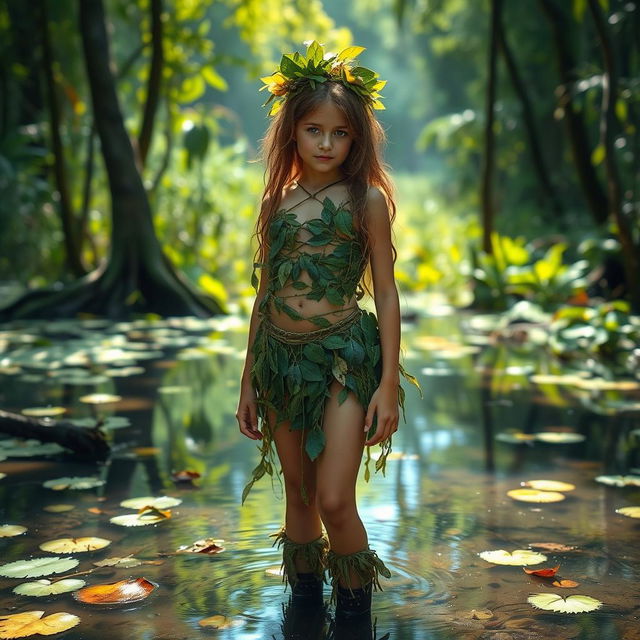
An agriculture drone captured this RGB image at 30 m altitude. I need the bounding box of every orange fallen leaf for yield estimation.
[523,565,560,577]
[171,470,201,483]
[552,579,579,588]
[88,507,104,515]
[74,577,157,605]
[137,505,171,520]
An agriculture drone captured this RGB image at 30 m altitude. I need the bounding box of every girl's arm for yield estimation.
[236,247,270,441]
[363,187,401,446]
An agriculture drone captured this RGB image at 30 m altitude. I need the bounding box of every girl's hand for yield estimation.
[236,383,262,440]
[364,382,399,446]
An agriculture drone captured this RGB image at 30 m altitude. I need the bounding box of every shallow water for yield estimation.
[0,308,639,639]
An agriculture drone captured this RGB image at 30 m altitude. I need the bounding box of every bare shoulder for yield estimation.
[365,186,390,222]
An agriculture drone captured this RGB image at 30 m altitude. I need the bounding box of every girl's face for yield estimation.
[294,100,353,179]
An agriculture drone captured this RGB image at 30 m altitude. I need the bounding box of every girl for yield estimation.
[236,41,419,619]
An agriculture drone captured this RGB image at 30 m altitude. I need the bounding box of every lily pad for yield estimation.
[615,506,640,518]
[43,476,105,491]
[0,611,80,637]
[109,509,171,527]
[119,496,182,510]
[478,549,547,566]
[535,432,585,444]
[13,578,86,597]
[0,525,27,537]
[93,557,142,569]
[527,593,602,613]
[198,615,245,630]
[523,480,576,492]
[39,537,111,553]
[20,406,67,417]
[595,475,640,487]
[79,393,122,404]
[507,489,566,503]
[0,556,79,579]
[43,504,75,513]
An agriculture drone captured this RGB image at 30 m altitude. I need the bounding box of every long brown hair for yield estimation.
[255,80,397,290]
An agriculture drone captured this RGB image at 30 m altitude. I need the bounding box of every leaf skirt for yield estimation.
[242,307,419,503]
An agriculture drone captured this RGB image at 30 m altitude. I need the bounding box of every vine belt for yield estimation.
[261,307,362,345]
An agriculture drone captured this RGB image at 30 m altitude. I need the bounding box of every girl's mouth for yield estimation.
[315,156,333,160]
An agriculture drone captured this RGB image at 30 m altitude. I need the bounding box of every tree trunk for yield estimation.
[587,0,640,311]
[497,7,564,219]
[480,0,502,254]
[0,0,223,321]
[39,0,86,276]
[0,410,110,461]
[137,0,163,167]
[538,0,609,226]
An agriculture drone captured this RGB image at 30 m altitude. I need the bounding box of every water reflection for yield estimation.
[0,311,638,639]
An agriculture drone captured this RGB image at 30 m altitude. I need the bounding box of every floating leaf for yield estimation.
[69,416,131,430]
[595,475,640,487]
[43,505,74,513]
[110,507,170,527]
[21,407,67,417]
[0,525,27,537]
[507,489,566,503]
[13,579,86,597]
[265,567,284,578]
[171,470,201,483]
[478,550,547,566]
[528,542,576,552]
[39,537,111,554]
[523,565,560,577]
[120,495,181,510]
[42,476,104,491]
[574,378,640,391]
[552,579,579,588]
[496,432,536,444]
[93,557,142,569]
[0,557,79,579]
[527,593,602,613]
[524,480,575,492]
[78,393,122,404]
[176,538,225,555]
[198,615,245,630]
[74,577,157,605]
[616,506,640,518]
[535,432,585,444]
[0,611,80,638]
[529,374,584,386]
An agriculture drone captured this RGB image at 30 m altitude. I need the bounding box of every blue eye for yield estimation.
[335,130,348,137]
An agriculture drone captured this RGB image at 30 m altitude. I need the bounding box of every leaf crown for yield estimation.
[260,40,386,116]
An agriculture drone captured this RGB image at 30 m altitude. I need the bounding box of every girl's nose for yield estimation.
[318,133,332,150]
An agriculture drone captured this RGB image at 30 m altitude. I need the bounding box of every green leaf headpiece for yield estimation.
[260,40,386,116]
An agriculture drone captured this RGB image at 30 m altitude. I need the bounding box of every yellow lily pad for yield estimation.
[478,549,547,566]
[198,615,245,629]
[616,506,640,518]
[43,504,75,513]
[120,496,182,510]
[0,525,27,537]
[523,480,576,492]
[39,537,111,553]
[535,432,585,444]
[20,406,67,417]
[0,611,80,638]
[527,593,602,613]
[79,393,122,404]
[507,489,566,503]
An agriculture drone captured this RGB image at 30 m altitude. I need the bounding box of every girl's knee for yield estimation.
[284,477,317,508]
[317,491,355,526]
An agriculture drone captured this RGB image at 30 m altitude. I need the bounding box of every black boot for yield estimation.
[290,571,324,606]
[335,582,372,619]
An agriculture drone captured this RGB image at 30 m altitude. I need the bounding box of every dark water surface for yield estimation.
[0,307,639,640]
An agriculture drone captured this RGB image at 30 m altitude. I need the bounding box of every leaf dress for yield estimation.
[242,184,420,503]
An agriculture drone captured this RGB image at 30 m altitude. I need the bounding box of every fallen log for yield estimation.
[0,410,110,461]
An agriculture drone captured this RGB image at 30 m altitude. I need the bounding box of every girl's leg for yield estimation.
[271,409,324,574]
[315,380,367,575]
[316,379,391,613]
